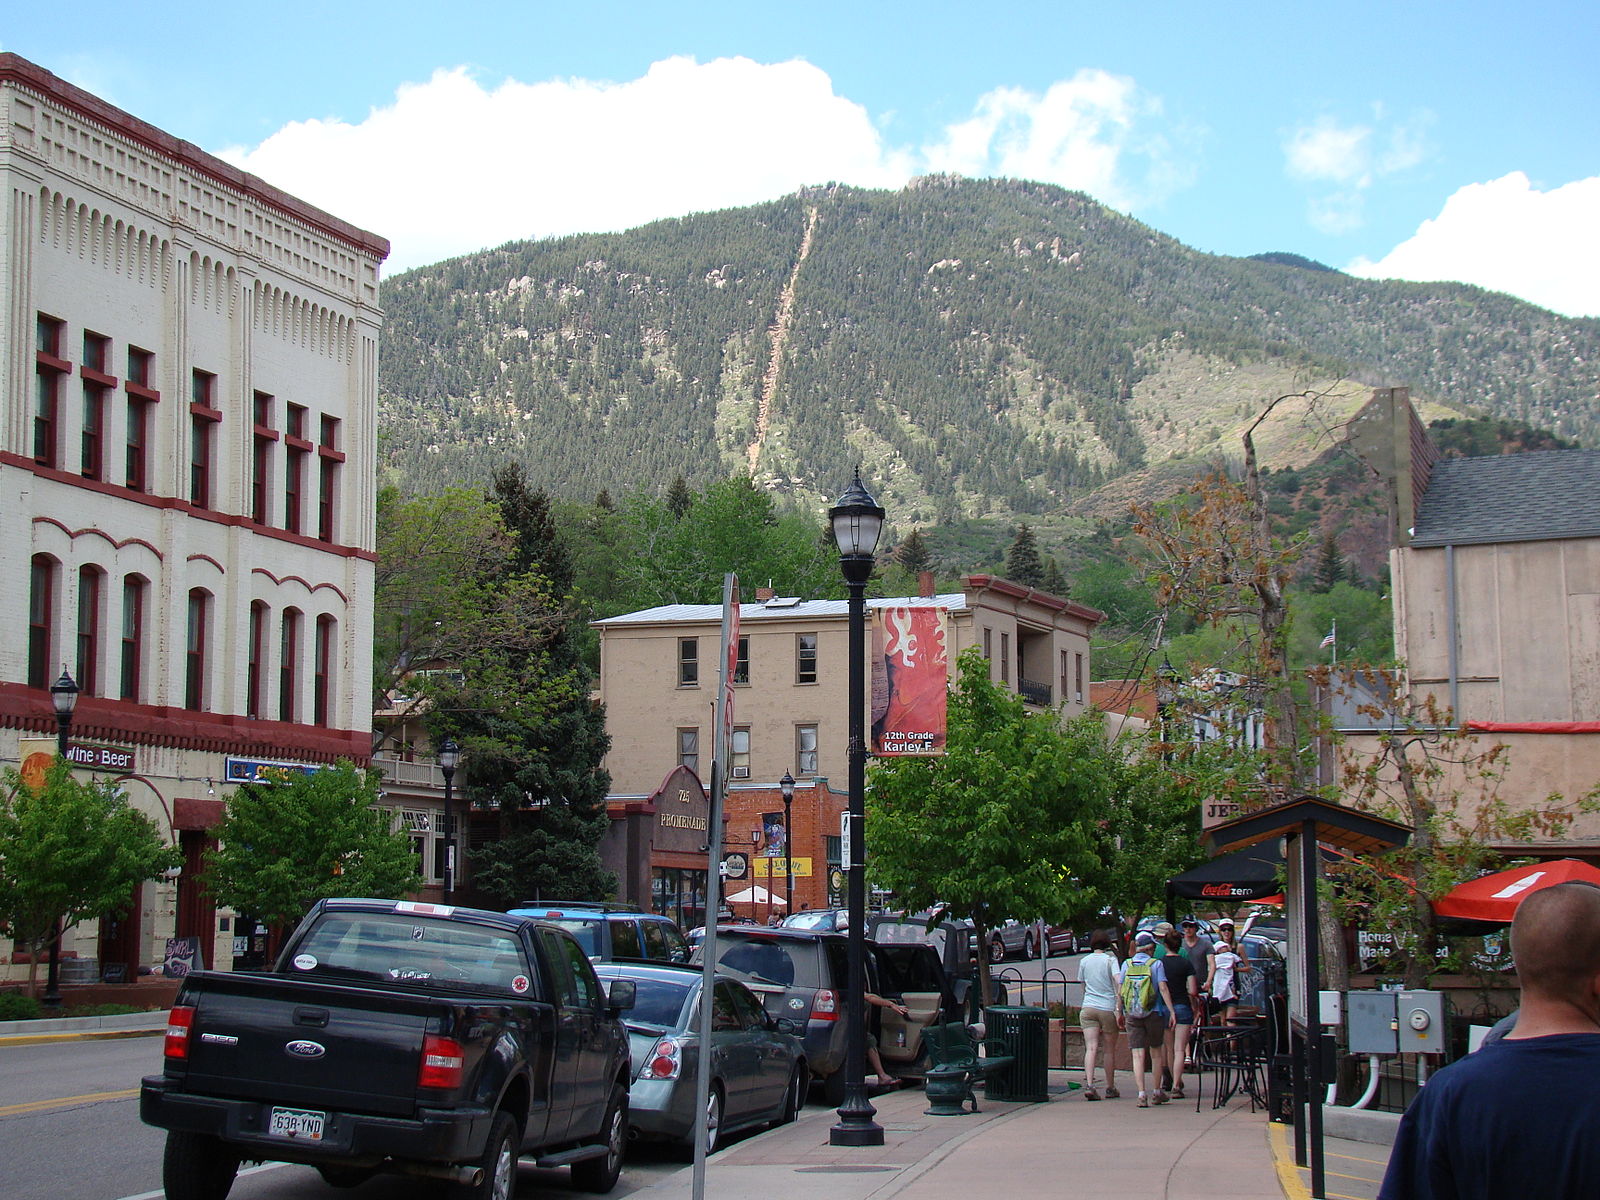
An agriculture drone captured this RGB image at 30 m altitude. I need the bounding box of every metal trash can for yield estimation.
[984,1005,1050,1102]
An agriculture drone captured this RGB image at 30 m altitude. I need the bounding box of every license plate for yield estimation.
[268,1107,326,1140]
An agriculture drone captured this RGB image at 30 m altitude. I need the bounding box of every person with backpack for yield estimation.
[1116,930,1177,1107]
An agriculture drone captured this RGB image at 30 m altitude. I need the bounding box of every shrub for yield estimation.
[0,992,41,1021]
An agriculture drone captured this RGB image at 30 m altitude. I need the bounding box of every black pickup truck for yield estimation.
[140,898,635,1200]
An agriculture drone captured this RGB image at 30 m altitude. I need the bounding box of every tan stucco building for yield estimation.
[593,574,1103,919]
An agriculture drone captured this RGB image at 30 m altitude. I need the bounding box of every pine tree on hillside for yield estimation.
[1312,532,1346,593]
[666,475,693,520]
[1042,556,1068,596]
[1005,524,1045,587]
[897,529,934,575]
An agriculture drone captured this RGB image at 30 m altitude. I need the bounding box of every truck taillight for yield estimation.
[644,1035,682,1080]
[811,989,839,1022]
[418,1035,465,1089]
[164,1005,196,1059]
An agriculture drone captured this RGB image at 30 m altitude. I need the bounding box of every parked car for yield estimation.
[141,898,634,1199]
[696,926,962,1103]
[779,908,852,932]
[592,962,805,1157]
[508,901,690,964]
[986,919,1081,962]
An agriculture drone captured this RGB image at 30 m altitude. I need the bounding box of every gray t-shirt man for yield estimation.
[1181,926,1214,989]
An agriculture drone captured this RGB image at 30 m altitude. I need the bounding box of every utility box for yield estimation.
[1319,990,1344,1026]
[1397,990,1447,1054]
[1348,990,1398,1055]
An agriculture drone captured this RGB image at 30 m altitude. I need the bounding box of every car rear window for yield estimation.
[714,935,822,988]
[622,977,693,1028]
[289,912,528,992]
[543,917,604,957]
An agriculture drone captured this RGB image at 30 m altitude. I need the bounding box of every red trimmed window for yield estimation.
[185,589,210,710]
[190,370,219,508]
[29,554,58,691]
[280,608,302,723]
[76,565,104,697]
[252,392,277,524]
[314,614,335,727]
[35,315,67,467]
[120,575,146,702]
[80,332,112,481]
[284,403,309,534]
[247,601,268,719]
[124,347,157,492]
[318,415,341,543]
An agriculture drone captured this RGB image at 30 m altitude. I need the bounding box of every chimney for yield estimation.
[918,571,935,598]
[755,586,776,602]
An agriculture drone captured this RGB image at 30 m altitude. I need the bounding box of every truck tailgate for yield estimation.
[178,973,448,1117]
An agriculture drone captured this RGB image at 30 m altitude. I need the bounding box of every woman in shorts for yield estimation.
[1077,930,1121,1100]
[1159,930,1199,1098]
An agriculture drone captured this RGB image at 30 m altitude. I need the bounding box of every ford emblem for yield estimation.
[285,1040,326,1059]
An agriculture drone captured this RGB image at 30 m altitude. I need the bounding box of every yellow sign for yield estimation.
[751,857,813,879]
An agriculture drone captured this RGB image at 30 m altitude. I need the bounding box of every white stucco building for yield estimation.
[0,54,388,982]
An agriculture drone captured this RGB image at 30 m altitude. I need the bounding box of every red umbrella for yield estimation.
[1433,859,1600,923]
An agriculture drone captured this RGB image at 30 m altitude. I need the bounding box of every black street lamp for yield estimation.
[779,771,795,915]
[439,739,460,900]
[827,470,885,1147]
[43,670,80,1008]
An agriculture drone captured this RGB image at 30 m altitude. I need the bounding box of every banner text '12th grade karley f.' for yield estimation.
[871,606,949,755]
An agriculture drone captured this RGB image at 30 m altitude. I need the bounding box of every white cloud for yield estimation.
[1348,172,1600,318]
[1283,110,1433,234]
[921,70,1189,213]
[218,59,1184,274]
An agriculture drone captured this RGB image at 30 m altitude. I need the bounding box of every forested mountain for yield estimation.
[377,177,1599,524]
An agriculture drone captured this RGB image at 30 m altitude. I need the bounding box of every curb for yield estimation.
[0,1011,167,1046]
[1268,1122,1312,1200]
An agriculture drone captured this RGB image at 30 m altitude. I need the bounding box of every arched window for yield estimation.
[314,614,336,727]
[76,565,105,696]
[185,588,211,710]
[247,601,269,719]
[120,575,147,702]
[279,608,302,723]
[29,554,59,690]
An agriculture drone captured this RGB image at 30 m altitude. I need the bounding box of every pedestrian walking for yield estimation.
[1379,881,1600,1199]
[1159,930,1199,1098]
[1116,930,1176,1107]
[1077,929,1122,1100]
[1180,918,1216,1037]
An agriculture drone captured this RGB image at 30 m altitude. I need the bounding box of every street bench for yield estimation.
[922,1021,1015,1114]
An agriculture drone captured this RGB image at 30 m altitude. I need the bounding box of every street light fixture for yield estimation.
[438,739,460,900]
[827,469,885,1148]
[43,669,80,1008]
[779,771,795,915]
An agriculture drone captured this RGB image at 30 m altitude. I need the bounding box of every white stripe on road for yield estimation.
[115,1161,291,1200]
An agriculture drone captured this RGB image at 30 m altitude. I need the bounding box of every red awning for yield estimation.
[1433,858,1600,923]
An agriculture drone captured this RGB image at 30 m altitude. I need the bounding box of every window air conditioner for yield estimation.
[731,766,750,779]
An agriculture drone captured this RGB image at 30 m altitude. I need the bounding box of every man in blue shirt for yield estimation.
[1379,881,1600,1199]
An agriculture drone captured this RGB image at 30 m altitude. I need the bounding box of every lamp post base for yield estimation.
[829,1085,884,1146]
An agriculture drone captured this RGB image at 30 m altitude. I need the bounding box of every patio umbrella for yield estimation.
[724,884,788,906]
[1433,858,1600,923]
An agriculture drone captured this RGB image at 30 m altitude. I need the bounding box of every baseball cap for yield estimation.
[1180,918,1200,928]
[1153,921,1175,937]
[1134,931,1156,948]
[1217,917,1235,927]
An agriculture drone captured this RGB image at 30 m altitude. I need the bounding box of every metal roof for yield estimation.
[1411,449,1600,547]
[593,593,970,627]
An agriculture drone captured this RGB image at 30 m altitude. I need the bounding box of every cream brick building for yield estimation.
[0,54,388,982]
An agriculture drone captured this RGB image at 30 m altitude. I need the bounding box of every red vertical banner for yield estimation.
[871,605,949,755]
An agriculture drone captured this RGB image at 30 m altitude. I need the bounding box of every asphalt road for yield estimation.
[0,1035,695,1200]
[987,950,1088,1010]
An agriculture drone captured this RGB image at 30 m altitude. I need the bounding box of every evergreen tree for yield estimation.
[665,475,693,521]
[1041,556,1068,596]
[896,529,934,575]
[1311,532,1345,593]
[594,488,615,512]
[493,462,572,594]
[1005,523,1045,587]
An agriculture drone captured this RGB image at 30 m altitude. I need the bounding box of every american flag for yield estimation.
[1320,628,1337,649]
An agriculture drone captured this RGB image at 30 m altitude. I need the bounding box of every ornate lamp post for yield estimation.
[438,739,460,900]
[779,771,795,915]
[43,670,80,1007]
[828,470,885,1147]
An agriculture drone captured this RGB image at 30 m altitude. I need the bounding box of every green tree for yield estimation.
[205,761,419,934]
[895,529,934,576]
[867,649,1107,1000]
[0,760,180,997]
[1311,533,1345,592]
[665,474,693,520]
[1041,556,1068,596]
[1004,523,1045,587]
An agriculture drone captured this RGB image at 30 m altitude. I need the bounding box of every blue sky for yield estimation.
[5,2,1597,314]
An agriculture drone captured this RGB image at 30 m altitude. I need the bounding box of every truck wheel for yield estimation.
[452,1110,518,1200]
[162,1130,241,1200]
[572,1088,627,1192]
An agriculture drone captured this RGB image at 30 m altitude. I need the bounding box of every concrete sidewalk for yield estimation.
[0,1009,166,1046]
[639,1071,1292,1200]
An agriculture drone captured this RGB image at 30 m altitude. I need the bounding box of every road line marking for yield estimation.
[0,1086,140,1116]
[115,1161,290,1200]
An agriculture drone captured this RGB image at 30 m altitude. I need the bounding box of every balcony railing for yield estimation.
[1018,678,1053,707]
[370,752,445,788]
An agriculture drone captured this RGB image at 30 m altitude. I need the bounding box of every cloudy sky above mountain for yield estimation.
[7,1,1595,315]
